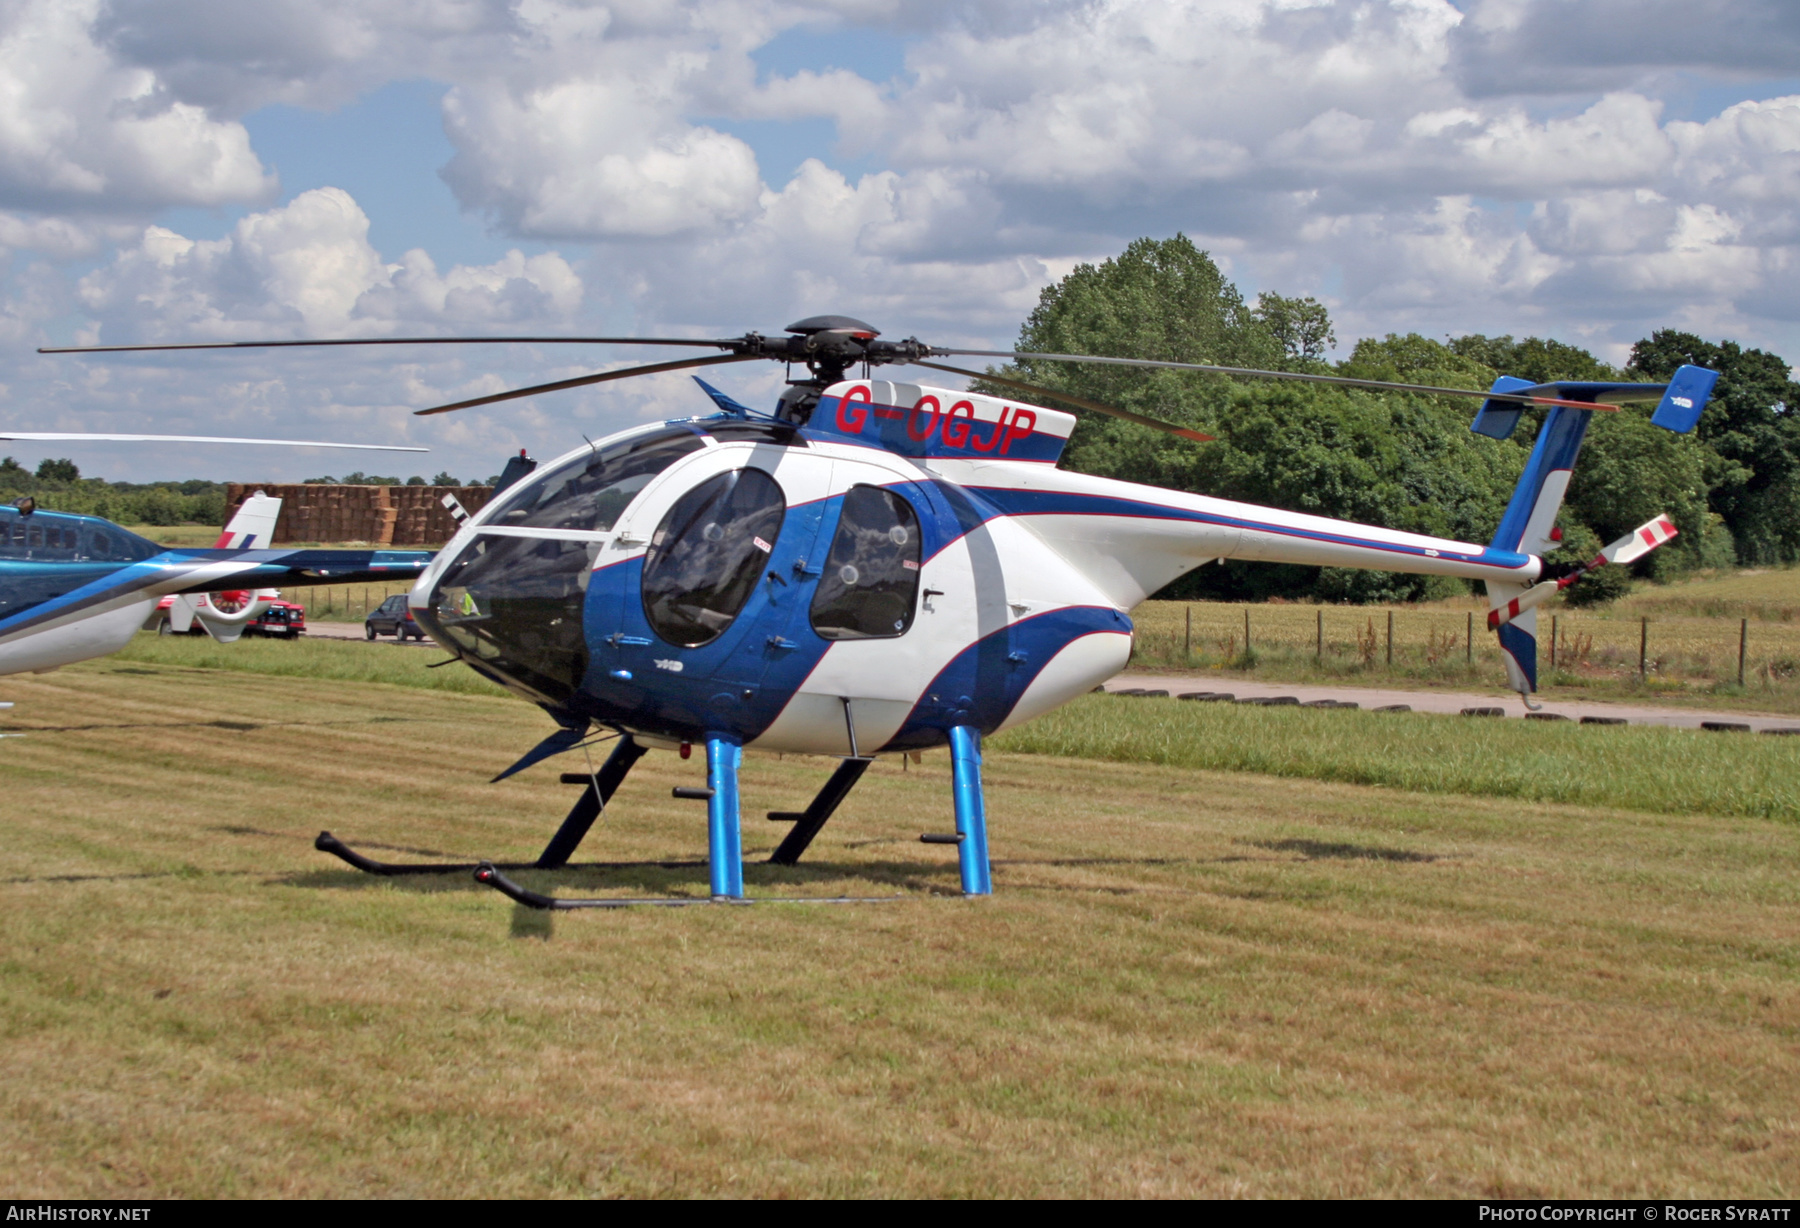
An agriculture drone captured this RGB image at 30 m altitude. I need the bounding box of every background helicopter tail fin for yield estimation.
[215,490,281,549]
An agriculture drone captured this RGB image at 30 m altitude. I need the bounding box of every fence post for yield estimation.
[1185,606,1192,660]
[1639,617,1648,681]
[1244,607,1251,655]
[1739,617,1747,686]
[1466,611,1472,663]
[1386,610,1393,666]
[1316,608,1323,661]
[1551,614,1558,670]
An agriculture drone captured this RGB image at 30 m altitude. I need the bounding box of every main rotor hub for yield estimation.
[784,315,879,339]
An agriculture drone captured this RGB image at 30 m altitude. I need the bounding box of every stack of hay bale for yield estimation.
[223,483,497,546]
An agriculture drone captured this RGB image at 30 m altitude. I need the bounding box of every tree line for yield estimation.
[978,235,1797,605]
[0,457,229,527]
[1,460,483,528]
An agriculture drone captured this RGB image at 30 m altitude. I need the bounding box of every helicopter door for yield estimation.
[599,450,836,728]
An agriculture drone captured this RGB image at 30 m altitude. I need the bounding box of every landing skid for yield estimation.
[316,724,997,908]
[314,831,702,876]
[472,862,905,910]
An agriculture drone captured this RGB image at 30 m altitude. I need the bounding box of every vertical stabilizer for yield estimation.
[217,491,281,548]
[1482,401,1595,700]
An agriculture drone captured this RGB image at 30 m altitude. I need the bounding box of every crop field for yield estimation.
[1,638,1795,1197]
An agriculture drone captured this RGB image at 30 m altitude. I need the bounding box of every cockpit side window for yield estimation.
[641,468,785,648]
[495,428,707,533]
[809,485,922,640]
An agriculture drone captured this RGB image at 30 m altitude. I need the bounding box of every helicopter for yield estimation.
[40,317,1720,906]
[0,435,430,678]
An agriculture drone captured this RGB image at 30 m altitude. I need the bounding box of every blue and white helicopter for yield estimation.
[41,319,1720,906]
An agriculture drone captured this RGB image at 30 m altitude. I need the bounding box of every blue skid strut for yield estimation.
[949,725,993,896]
[706,735,744,899]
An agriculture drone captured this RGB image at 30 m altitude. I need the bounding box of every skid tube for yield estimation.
[314,831,702,877]
[473,862,907,910]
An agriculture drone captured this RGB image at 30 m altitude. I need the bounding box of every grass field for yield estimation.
[1,649,1795,1197]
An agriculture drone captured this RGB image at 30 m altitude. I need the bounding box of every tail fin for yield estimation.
[1474,367,1718,698]
[217,491,282,548]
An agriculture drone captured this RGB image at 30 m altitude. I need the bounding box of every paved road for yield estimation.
[1105,672,1800,733]
[304,620,437,647]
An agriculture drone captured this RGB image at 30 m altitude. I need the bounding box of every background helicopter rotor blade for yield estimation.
[911,360,1214,443]
[936,348,1631,411]
[38,336,741,355]
[413,352,763,416]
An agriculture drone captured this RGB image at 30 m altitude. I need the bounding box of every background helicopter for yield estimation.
[0,435,430,678]
[42,318,1720,905]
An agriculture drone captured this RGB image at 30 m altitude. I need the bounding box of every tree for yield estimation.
[35,458,78,483]
[431,471,459,487]
[1448,334,1621,383]
[980,244,1526,602]
[1253,293,1336,363]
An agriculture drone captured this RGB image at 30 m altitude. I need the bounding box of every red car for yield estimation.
[150,594,307,638]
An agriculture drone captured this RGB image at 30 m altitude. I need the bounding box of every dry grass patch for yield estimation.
[0,662,1795,1197]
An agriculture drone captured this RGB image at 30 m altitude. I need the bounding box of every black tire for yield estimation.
[364,623,376,640]
[157,619,173,636]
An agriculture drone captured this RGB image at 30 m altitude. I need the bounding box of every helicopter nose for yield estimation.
[413,533,593,705]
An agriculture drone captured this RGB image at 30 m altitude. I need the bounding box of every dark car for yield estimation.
[366,594,425,641]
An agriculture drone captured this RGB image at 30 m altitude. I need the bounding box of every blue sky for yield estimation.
[2,0,1797,484]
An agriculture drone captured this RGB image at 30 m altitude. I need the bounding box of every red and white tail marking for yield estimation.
[1488,514,1678,629]
[1604,515,1678,567]
[215,490,281,549]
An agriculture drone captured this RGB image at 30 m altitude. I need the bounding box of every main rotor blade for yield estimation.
[39,335,739,356]
[911,360,1214,443]
[937,349,1631,411]
[0,433,427,450]
[414,352,762,416]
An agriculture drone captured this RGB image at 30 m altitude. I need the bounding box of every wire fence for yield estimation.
[277,582,420,621]
[1126,600,1800,692]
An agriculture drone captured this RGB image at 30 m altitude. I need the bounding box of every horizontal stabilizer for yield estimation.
[1470,371,1723,441]
[1471,377,1535,439]
[1648,365,1719,434]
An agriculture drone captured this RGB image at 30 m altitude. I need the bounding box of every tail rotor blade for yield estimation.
[413,353,763,416]
[910,360,1213,443]
[1488,513,1679,629]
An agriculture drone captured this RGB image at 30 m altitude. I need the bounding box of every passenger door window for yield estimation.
[809,485,922,640]
[641,468,785,648]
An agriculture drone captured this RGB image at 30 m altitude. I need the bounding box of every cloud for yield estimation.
[76,186,583,339]
[441,81,765,238]
[1452,0,1800,94]
[0,0,271,213]
[9,0,1800,488]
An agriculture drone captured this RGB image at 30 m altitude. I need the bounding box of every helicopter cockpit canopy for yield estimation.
[419,426,708,703]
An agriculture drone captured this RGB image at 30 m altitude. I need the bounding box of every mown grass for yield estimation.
[994,694,1800,823]
[0,661,1794,1197]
